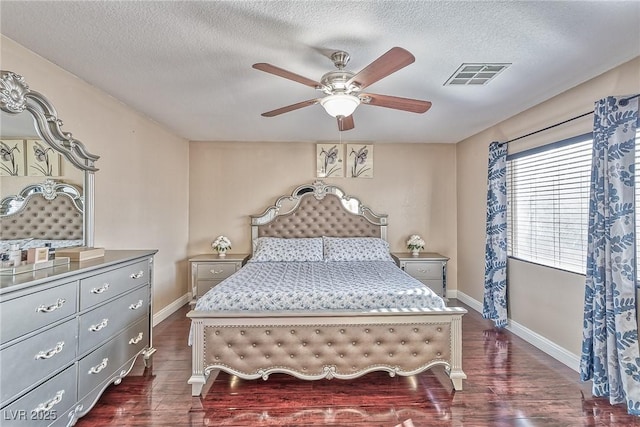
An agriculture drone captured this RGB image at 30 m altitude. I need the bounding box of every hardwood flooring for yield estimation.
[76,302,640,426]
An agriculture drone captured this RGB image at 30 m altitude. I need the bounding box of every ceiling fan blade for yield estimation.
[347,47,415,90]
[261,99,319,117]
[337,115,355,131]
[361,93,432,113]
[253,63,321,89]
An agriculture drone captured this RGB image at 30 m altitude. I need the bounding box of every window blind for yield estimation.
[507,135,592,274]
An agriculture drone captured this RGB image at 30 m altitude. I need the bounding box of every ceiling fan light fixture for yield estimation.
[320,93,360,117]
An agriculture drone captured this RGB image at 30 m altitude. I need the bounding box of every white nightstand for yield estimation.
[393,252,449,298]
[189,253,249,304]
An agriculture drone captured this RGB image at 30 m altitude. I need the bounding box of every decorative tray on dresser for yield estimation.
[0,249,157,426]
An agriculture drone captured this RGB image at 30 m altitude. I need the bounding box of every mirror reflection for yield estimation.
[0,70,98,253]
[1,109,83,200]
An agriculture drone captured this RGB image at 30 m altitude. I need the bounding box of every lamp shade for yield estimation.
[320,94,360,117]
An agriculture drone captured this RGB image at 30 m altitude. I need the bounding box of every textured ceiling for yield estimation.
[1,1,639,144]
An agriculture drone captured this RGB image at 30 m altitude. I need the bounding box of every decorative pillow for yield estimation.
[250,237,324,262]
[323,237,393,261]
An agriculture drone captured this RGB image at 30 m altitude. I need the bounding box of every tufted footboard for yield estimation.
[187,307,467,397]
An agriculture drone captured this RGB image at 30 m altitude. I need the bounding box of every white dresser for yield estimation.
[0,250,157,426]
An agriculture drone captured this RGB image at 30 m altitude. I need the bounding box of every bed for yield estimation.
[0,179,84,252]
[187,181,467,399]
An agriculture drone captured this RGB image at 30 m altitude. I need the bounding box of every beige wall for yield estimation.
[189,141,459,291]
[456,56,640,357]
[1,36,190,314]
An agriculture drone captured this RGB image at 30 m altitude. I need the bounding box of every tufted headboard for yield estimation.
[250,180,387,242]
[0,180,83,241]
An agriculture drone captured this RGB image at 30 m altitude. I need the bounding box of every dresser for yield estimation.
[393,252,449,298]
[0,250,157,426]
[189,253,248,303]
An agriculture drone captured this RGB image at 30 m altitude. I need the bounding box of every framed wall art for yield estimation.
[347,144,373,178]
[0,139,26,176]
[26,139,61,176]
[316,143,344,178]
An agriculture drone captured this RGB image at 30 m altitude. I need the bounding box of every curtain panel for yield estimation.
[580,95,640,415]
[483,141,508,328]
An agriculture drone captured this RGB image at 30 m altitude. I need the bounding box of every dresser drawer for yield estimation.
[78,317,149,397]
[80,259,149,310]
[1,319,77,406]
[121,317,150,368]
[0,364,77,427]
[196,280,222,298]
[403,261,443,280]
[78,285,149,355]
[419,279,444,297]
[196,262,238,280]
[0,281,77,344]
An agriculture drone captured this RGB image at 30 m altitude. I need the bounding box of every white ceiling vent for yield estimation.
[444,63,511,86]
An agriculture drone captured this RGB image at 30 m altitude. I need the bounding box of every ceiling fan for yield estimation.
[253,47,432,131]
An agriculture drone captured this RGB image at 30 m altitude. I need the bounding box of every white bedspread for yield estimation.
[194,260,445,312]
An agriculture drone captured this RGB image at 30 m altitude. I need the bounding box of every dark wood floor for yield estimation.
[76,302,640,426]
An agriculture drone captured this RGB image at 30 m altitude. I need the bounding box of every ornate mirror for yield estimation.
[0,70,99,250]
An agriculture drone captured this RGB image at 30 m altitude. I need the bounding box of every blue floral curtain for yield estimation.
[483,141,508,328]
[580,95,640,415]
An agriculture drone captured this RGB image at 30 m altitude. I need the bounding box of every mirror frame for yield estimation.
[0,70,100,247]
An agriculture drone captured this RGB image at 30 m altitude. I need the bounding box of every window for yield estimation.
[507,130,640,275]
[507,135,592,274]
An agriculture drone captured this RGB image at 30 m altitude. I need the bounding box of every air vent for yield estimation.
[444,63,510,86]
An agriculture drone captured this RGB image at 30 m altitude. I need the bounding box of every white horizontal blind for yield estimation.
[507,136,592,274]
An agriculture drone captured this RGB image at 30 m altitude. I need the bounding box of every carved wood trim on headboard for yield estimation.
[250,180,387,241]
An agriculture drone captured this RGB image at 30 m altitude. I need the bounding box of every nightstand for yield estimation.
[189,253,249,304]
[393,252,449,298]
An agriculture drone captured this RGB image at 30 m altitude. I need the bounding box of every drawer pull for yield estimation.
[35,342,65,360]
[418,269,430,273]
[35,298,66,313]
[129,332,144,344]
[33,390,64,413]
[88,358,109,374]
[210,268,224,275]
[130,270,144,279]
[129,299,144,310]
[91,283,110,294]
[89,318,109,332]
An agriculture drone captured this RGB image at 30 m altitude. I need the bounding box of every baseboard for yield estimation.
[153,293,190,326]
[452,290,483,312]
[454,290,580,372]
[506,316,581,371]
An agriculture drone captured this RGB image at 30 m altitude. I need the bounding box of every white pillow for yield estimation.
[323,237,393,261]
[250,237,324,262]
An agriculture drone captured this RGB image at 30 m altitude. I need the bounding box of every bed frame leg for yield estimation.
[188,374,206,397]
[189,395,204,412]
[450,374,465,391]
[449,314,466,391]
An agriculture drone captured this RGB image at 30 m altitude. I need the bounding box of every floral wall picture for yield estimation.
[316,143,344,178]
[26,139,60,176]
[0,139,26,176]
[347,144,373,178]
